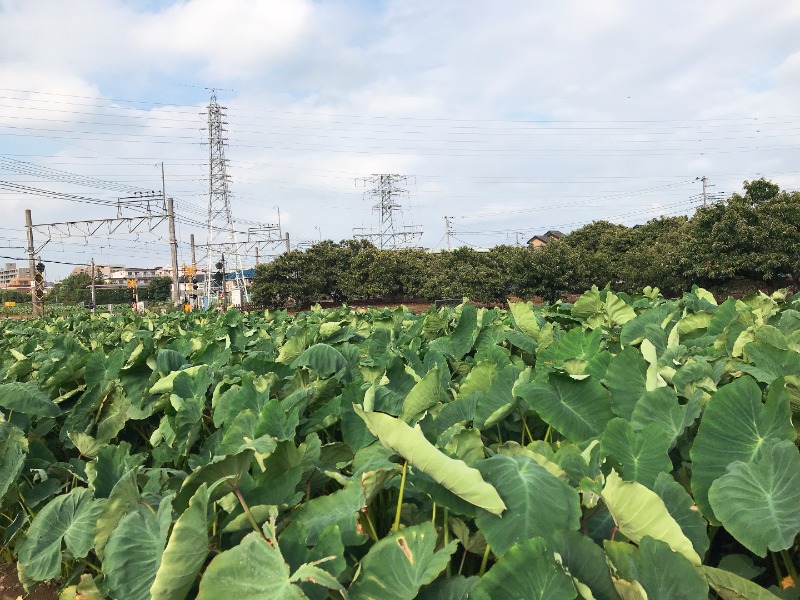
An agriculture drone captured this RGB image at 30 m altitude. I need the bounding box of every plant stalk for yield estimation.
[232,485,263,539]
[770,551,783,585]
[392,460,408,532]
[479,544,491,576]
[780,549,798,584]
[444,508,451,577]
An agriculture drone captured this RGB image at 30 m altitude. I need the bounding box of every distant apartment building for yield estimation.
[108,267,160,285]
[1,263,33,288]
[70,264,125,280]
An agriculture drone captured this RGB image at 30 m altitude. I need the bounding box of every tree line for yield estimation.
[250,179,800,307]
[45,274,173,305]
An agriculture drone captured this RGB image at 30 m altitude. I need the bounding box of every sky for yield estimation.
[1,0,799,280]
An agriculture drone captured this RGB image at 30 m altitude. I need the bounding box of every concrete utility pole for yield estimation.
[285,232,290,254]
[90,258,97,314]
[700,176,708,206]
[190,234,197,266]
[167,197,179,304]
[255,246,259,265]
[25,209,40,317]
[444,216,454,251]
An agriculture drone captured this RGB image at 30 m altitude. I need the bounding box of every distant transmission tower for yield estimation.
[353,174,423,249]
[203,91,248,306]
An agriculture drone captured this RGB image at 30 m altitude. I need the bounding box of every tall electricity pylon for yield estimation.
[203,91,248,306]
[353,174,423,249]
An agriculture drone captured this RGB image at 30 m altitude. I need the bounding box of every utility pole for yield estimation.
[190,233,196,266]
[285,232,290,254]
[90,259,97,314]
[167,197,179,305]
[444,216,454,251]
[255,246,259,265]
[25,209,40,317]
[700,176,707,206]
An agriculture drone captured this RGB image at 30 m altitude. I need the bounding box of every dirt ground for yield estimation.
[0,563,57,600]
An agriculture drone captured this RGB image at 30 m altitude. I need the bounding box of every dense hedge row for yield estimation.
[250,179,800,306]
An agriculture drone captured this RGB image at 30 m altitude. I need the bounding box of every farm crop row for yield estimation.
[0,286,798,598]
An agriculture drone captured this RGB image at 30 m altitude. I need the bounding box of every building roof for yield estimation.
[526,230,565,246]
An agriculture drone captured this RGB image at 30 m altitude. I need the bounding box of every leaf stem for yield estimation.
[479,544,491,576]
[770,551,783,585]
[431,502,436,524]
[781,549,798,584]
[444,508,451,577]
[232,484,264,540]
[522,416,535,445]
[392,460,408,532]
[544,425,552,444]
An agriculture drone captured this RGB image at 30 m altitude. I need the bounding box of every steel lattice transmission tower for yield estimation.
[203,91,248,306]
[353,174,422,249]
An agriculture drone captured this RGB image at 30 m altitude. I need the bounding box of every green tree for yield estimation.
[147,276,173,302]
[48,273,94,304]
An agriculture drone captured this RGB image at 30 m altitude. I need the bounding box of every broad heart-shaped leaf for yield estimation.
[605,347,648,419]
[428,302,478,360]
[690,376,795,523]
[651,472,709,560]
[699,566,782,600]
[605,537,708,600]
[173,449,254,512]
[517,373,614,443]
[601,418,672,488]
[278,524,346,600]
[197,530,326,600]
[630,387,700,447]
[355,407,506,515]
[474,363,524,430]
[417,576,478,600]
[708,440,800,556]
[288,480,368,547]
[474,454,581,556]
[546,530,618,600]
[94,468,140,561]
[0,421,27,501]
[601,470,701,566]
[103,496,173,600]
[292,343,350,378]
[150,484,211,600]
[399,366,441,424]
[509,301,541,337]
[471,537,577,600]
[0,381,60,417]
[18,488,105,582]
[349,522,457,600]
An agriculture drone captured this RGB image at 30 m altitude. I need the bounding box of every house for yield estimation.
[526,230,565,249]
[70,264,124,280]
[108,267,160,285]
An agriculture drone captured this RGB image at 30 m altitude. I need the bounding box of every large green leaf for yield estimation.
[517,373,614,443]
[474,364,524,430]
[638,536,708,599]
[349,522,456,600]
[471,537,577,600]
[417,576,478,600]
[355,407,506,515]
[18,488,105,582]
[708,440,800,556]
[699,566,782,600]
[292,343,349,378]
[651,472,709,560]
[0,421,27,501]
[601,418,672,488]
[103,497,173,600]
[289,480,367,546]
[0,381,60,417]
[605,347,648,419]
[197,516,344,600]
[173,449,254,512]
[601,470,701,565]
[509,301,541,337]
[474,454,581,556]
[690,376,795,523]
[398,366,441,424]
[630,387,700,447]
[151,484,211,600]
[93,468,140,560]
[546,530,618,600]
